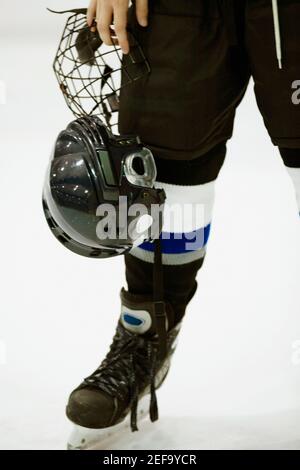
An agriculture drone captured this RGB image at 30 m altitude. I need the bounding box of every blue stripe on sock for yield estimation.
[139,224,211,254]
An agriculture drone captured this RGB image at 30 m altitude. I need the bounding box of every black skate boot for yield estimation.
[66,288,181,449]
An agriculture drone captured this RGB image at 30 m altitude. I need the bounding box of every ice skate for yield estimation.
[66,288,181,450]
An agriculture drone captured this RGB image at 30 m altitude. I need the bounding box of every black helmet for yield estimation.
[42,116,165,258]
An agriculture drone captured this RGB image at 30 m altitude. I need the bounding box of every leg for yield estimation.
[246,1,300,215]
[66,0,250,446]
[120,0,250,324]
[245,1,300,161]
[125,142,227,325]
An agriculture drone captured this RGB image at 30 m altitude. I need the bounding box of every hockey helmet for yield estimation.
[42,116,165,258]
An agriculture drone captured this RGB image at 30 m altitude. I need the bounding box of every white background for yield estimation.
[0,0,300,450]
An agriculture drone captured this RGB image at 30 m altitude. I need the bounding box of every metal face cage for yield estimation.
[52,10,150,133]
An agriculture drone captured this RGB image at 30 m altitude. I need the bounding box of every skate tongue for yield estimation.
[120,288,174,337]
[121,303,155,335]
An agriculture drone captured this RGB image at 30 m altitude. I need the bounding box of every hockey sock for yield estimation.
[124,143,227,325]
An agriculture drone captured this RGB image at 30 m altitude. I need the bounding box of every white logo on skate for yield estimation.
[121,306,152,334]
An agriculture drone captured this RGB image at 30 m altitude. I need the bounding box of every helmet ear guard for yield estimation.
[123,149,157,189]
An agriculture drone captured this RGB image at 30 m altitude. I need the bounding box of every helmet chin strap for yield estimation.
[153,238,167,360]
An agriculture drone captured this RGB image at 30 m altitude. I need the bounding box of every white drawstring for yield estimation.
[271,0,283,69]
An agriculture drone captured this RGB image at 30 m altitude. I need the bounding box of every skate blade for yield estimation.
[67,395,149,450]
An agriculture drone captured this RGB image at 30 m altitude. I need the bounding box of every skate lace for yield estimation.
[83,323,159,431]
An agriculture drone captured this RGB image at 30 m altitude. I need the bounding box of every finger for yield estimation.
[97,1,114,46]
[87,0,97,26]
[114,1,130,54]
[135,0,148,27]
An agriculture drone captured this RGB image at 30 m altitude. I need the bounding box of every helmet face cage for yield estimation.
[53,12,150,133]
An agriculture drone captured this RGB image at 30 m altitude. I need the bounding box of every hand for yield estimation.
[87,0,149,54]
